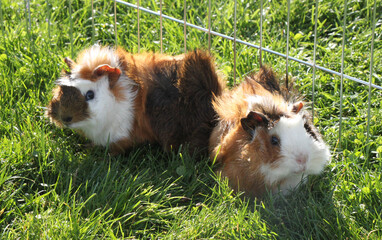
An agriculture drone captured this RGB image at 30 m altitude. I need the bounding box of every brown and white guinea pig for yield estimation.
[209,66,330,198]
[46,45,224,155]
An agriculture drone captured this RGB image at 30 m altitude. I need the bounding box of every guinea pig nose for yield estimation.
[296,154,308,165]
[62,116,73,123]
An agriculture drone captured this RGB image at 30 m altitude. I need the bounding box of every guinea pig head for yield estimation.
[237,97,330,193]
[46,45,137,146]
[47,61,121,130]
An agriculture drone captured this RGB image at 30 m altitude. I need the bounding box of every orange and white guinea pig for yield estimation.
[46,45,224,155]
[209,66,330,198]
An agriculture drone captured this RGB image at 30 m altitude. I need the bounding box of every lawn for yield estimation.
[1,0,382,239]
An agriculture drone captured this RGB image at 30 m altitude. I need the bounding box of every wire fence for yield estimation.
[118,0,380,150]
[16,0,381,150]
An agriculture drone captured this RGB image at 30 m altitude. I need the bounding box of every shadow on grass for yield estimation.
[256,173,352,239]
[22,128,351,238]
[45,143,216,237]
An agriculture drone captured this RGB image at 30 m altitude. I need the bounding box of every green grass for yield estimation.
[1,0,382,238]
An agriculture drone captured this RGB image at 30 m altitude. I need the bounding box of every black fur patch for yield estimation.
[255,67,281,94]
[145,50,223,153]
[302,114,319,141]
[249,98,287,129]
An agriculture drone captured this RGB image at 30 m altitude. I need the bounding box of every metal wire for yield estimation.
[0,0,3,38]
[115,0,382,90]
[137,0,140,53]
[366,0,377,143]
[0,0,4,49]
[27,0,32,42]
[0,0,7,57]
[233,0,237,85]
[0,0,3,39]
[160,0,163,53]
[183,0,187,52]
[285,0,290,89]
[25,0,36,66]
[69,0,73,58]
[114,0,118,46]
[24,0,31,42]
[311,0,319,122]
[259,0,263,67]
[46,0,51,43]
[91,0,94,44]
[208,0,211,51]
[338,0,348,150]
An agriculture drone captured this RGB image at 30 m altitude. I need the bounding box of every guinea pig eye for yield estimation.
[85,90,95,101]
[271,136,280,146]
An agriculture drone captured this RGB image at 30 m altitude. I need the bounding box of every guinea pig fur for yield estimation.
[46,45,224,155]
[209,66,330,198]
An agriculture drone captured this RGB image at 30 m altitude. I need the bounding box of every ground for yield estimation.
[1,0,381,239]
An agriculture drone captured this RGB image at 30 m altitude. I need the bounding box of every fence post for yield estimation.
[91,0,94,44]
[0,0,5,50]
[311,0,319,122]
[137,0,140,53]
[285,0,290,89]
[233,0,237,85]
[160,0,163,53]
[114,0,118,46]
[366,0,377,148]
[46,0,51,45]
[259,0,263,67]
[183,0,187,53]
[338,0,348,151]
[69,0,73,58]
[24,0,32,44]
[208,0,211,51]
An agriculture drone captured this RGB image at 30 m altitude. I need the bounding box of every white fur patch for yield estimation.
[246,95,265,110]
[260,115,330,192]
[69,76,136,146]
[75,45,120,72]
[246,95,287,114]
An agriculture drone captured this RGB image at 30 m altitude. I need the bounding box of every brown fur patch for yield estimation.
[46,85,89,127]
[110,138,133,155]
[111,81,127,102]
[77,66,96,81]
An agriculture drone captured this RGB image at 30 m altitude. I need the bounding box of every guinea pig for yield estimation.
[46,45,224,155]
[209,66,330,198]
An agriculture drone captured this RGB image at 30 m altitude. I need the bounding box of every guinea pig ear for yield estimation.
[63,57,75,75]
[93,64,122,88]
[64,57,75,69]
[241,111,269,135]
[292,101,304,114]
